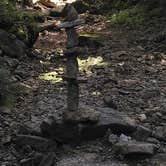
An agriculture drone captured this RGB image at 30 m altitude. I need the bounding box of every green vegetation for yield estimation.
[0,0,43,47]
[103,0,164,28]
[107,5,147,28]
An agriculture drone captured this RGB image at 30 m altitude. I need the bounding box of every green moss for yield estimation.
[79,32,107,42]
[0,0,42,46]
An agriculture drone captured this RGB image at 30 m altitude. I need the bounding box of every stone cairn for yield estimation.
[63,4,82,117]
[14,4,140,143]
[14,4,162,165]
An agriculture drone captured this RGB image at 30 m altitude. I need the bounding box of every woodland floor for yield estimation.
[0,14,166,166]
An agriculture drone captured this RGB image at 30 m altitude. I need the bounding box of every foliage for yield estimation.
[107,5,147,28]
[0,0,42,47]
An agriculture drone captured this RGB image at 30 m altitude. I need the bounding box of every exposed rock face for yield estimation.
[0,29,27,58]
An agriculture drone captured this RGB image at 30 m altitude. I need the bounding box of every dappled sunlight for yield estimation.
[78,56,109,76]
[92,91,101,96]
[33,0,76,6]
[39,68,63,83]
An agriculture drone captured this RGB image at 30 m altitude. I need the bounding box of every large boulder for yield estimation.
[0,29,27,58]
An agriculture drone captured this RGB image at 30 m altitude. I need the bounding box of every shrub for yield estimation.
[107,5,147,28]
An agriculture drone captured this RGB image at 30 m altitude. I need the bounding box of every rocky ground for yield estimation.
[0,14,166,166]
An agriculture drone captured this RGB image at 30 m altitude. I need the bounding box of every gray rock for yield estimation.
[137,114,147,122]
[114,141,158,156]
[150,153,166,166]
[20,153,43,166]
[76,107,136,141]
[63,106,100,123]
[133,125,152,141]
[103,96,117,109]
[40,116,80,143]
[39,152,56,166]
[119,134,131,142]
[19,124,42,136]
[108,134,119,145]
[0,29,26,58]
[20,158,33,166]
[0,107,11,115]
[2,135,11,145]
[147,137,160,144]
[14,135,57,152]
[153,126,166,141]
[41,107,136,143]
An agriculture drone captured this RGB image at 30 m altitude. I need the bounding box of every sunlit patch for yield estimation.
[92,91,101,96]
[33,0,77,6]
[78,56,108,74]
[78,56,103,69]
[39,69,63,83]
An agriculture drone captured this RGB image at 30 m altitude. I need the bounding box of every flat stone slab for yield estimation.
[40,107,136,143]
[80,108,136,140]
[114,141,158,156]
[14,135,57,152]
[63,106,101,123]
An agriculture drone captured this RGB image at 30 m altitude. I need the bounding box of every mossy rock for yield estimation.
[79,33,106,48]
[0,29,27,58]
[0,0,43,47]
